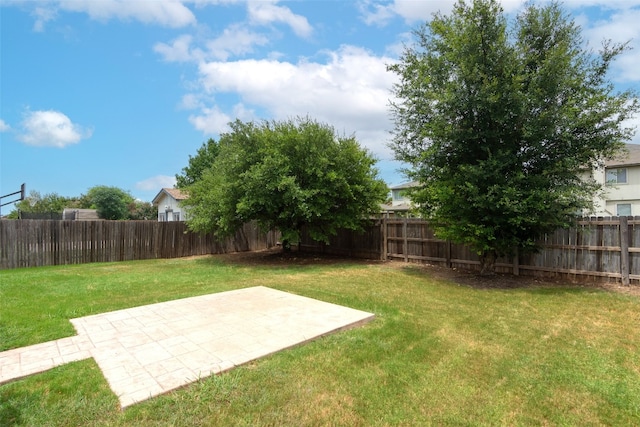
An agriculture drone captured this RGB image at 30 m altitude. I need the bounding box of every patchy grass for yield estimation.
[1,251,640,426]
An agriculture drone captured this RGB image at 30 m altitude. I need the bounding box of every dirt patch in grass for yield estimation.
[216,248,640,297]
[411,262,640,297]
[216,247,375,267]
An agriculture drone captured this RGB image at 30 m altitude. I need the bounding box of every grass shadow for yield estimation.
[202,247,379,269]
[396,262,627,295]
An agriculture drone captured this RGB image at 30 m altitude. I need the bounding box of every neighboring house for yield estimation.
[152,188,189,222]
[62,208,101,221]
[380,181,420,217]
[390,181,419,207]
[386,143,640,218]
[591,143,640,216]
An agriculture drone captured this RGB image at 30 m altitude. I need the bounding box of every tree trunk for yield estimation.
[281,239,292,252]
[479,250,497,275]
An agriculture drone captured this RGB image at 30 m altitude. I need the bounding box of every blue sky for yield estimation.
[1,0,639,208]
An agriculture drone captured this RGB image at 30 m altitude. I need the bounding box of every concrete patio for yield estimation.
[0,286,374,408]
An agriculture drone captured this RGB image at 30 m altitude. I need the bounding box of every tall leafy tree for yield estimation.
[184,118,388,250]
[389,0,638,273]
[84,186,134,220]
[176,138,220,188]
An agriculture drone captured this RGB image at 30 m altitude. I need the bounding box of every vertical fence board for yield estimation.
[620,217,630,286]
[632,219,640,277]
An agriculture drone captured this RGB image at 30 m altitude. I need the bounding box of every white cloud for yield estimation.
[392,0,455,23]
[384,31,413,58]
[32,6,57,32]
[0,119,10,132]
[205,24,270,60]
[31,0,196,30]
[361,0,621,27]
[615,51,640,83]
[583,9,640,45]
[623,111,640,145]
[189,103,256,134]
[155,26,270,63]
[189,105,232,134]
[188,0,243,6]
[194,45,398,157]
[247,0,312,38]
[581,8,640,83]
[63,0,196,27]
[561,0,640,9]
[135,175,177,191]
[498,0,529,13]
[18,110,92,148]
[359,0,527,26]
[154,1,313,64]
[179,93,205,110]
[358,1,396,26]
[154,34,203,62]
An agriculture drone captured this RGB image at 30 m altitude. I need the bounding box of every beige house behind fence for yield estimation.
[152,188,189,222]
[591,143,640,217]
[384,143,640,217]
[380,181,419,217]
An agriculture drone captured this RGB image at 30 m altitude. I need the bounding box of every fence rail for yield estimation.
[300,217,640,285]
[0,220,279,269]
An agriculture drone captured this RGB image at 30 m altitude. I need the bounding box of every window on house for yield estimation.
[606,168,627,184]
[617,204,632,216]
[393,189,410,202]
[159,213,166,222]
[173,212,180,221]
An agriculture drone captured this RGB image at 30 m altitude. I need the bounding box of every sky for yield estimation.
[1,0,639,209]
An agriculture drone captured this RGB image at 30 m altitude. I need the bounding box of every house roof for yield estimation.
[605,144,640,168]
[380,203,412,212]
[389,181,420,190]
[152,188,189,205]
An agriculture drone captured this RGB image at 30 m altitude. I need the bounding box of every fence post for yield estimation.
[620,216,630,286]
[381,218,388,261]
[403,218,408,262]
[513,247,519,276]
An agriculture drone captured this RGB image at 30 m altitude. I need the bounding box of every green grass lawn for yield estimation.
[1,252,640,426]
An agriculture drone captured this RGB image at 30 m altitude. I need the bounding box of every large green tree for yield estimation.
[176,138,220,188]
[389,0,638,273]
[84,186,134,220]
[184,117,388,249]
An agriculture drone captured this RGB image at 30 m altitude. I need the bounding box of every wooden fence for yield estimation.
[0,220,279,269]
[298,221,383,259]
[4,217,639,284]
[300,217,640,285]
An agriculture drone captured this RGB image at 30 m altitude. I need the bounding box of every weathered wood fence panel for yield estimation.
[300,217,640,284]
[0,220,278,269]
[298,221,382,259]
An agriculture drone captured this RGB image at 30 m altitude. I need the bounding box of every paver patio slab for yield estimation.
[0,286,374,409]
